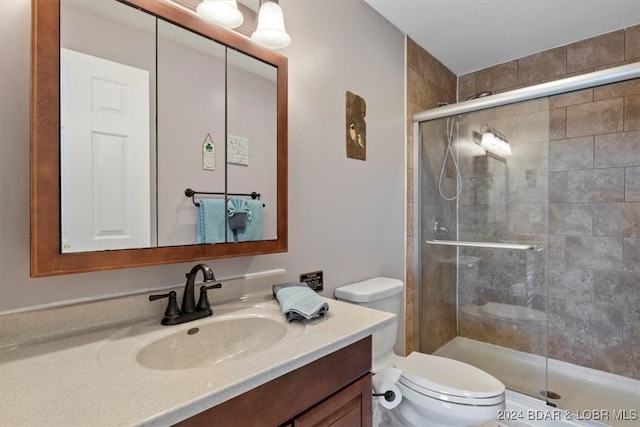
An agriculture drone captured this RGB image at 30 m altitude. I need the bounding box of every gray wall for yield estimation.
[0,0,406,311]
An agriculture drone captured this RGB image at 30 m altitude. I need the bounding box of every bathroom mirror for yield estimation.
[30,0,288,276]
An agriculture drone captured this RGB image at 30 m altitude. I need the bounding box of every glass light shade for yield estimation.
[197,0,244,29]
[480,131,512,156]
[251,1,291,49]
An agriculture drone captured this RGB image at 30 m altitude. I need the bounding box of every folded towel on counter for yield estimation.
[197,199,226,244]
[272,282,329,322]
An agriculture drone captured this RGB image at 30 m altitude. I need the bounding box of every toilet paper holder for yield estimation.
[372,390,396,402]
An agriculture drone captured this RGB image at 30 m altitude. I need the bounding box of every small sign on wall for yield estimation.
[202,133,215,171]
[227,135,250,165]
[300,270,324,292]
[346,91,366,161]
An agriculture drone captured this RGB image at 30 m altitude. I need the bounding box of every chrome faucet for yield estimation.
[149,263,221,325]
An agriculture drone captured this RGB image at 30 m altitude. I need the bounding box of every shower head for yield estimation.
[472,123,512,161]
[436,91,493,108]
[465,91,493,101]
[456,91,495,121]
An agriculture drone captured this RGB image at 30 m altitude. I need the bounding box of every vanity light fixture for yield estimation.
[472,123,512,159]
[197,0,244,29]
[251,0,291,49]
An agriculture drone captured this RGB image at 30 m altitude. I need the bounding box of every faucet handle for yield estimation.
[196,283,222,312]
[149,291,181,318]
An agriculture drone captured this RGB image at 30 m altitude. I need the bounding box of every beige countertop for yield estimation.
[0,271,394,426]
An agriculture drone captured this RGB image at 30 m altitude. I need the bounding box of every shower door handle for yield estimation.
[425,240,537,250]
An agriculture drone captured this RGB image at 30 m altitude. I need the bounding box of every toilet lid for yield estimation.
[395,352,505,399]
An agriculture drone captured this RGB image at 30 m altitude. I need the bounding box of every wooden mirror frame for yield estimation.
[30,0,288,277]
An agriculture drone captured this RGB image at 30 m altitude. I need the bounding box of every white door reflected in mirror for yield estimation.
[60,48,151,253]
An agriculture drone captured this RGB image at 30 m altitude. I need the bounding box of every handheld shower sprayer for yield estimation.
[436,91,493,201]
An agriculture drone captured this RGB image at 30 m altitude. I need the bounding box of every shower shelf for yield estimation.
[425,240,536,250]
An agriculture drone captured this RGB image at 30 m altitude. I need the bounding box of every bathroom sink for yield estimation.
[135,315,288,370]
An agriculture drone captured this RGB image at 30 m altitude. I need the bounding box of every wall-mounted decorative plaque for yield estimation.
[202,133,216,171]
[345,91,366,161]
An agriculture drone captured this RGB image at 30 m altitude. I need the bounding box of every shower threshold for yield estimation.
[436,337,639,427]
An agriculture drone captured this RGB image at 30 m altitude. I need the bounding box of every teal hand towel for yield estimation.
[197,199,226,244]
[228,199,264,242]
[272,283,329,322]
[227,198,251,241]
[227,198,252,220]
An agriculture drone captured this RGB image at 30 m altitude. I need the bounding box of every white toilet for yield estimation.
[335,277,505,427]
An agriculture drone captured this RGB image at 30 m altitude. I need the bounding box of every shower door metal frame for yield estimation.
[413,62,640,123]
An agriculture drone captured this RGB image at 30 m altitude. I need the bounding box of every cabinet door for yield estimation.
[292,374,372,427]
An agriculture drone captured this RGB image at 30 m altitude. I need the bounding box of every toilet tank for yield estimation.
[334,277,403,369]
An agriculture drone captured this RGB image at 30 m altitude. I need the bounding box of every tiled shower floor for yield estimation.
[436,337,639,427]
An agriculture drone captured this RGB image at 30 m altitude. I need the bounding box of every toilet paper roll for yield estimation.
[372,367,403,410]
[376,384,402,409]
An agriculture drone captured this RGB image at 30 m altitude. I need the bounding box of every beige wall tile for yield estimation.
[550,89,593,109]
[548,329,593,368]
[593,338,640,379]
[476,61,518,93]
[406,37,421,73]
[418,48,457,95]
[627,167,640,202]
[549,136,594,171]
[566,98,624,138]
[594,203,640,238]
[407,164,414,205]
[567,30,625,73]
[407,67,428,106]
[517,110,549,143]
[458,73,476,101]
[495,99,542,119]
[594,58,640,72]
[595,130,640,168]
[518,46,566,86]
[459,313,543,354]
[550,108,567,140]
[594,79,640,101]
[625,24,640,60]
[406,202,415,239]
[625,94,640,131]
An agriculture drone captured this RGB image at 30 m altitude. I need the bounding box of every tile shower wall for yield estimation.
[547,81,639,379]
[406,38,457,354]
[459,25,640,380]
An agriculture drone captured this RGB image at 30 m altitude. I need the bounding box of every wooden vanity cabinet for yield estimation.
[288,374,371,427]
[176,336,372,427]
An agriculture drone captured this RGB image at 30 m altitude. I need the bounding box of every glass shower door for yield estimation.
[419,98,550,401]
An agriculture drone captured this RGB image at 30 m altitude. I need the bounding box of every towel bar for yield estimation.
[425,240,536,250]
[185,188,263,207]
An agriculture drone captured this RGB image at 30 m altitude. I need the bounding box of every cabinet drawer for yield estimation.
[292,374,372,427]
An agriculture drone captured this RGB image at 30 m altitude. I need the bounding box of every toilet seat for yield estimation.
[395,352,505,405]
